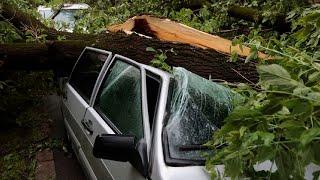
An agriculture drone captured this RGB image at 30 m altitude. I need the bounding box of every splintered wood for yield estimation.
[108,15,267,59]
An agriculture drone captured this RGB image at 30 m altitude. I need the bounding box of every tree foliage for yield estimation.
[205,2,320,179]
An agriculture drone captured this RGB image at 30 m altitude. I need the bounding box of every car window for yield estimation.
[146,73,161,130]
[69,49,108,102]
[94,59,143,140]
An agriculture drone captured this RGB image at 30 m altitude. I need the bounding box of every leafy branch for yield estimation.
[146,47,176,73]
[207,38,320,179]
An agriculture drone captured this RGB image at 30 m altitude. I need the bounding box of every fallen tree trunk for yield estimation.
[0,2,259,83]
[0,32,258,83]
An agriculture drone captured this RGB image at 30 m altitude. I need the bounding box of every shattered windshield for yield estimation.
[164,67,241,162]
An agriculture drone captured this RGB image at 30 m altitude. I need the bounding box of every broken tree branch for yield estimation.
[227,5,291,32]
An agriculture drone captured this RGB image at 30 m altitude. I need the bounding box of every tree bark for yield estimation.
[0,2,258,83]
[0,32,258,83]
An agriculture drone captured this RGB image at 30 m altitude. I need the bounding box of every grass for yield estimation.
[1,152,37,180]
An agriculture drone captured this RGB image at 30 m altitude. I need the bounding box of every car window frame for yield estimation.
[145,71,162,133]
[67,47,112,104]
[91,54,151,144]
[143,70,163,172]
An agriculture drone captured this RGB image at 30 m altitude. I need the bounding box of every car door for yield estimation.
[82,55,149,180]
[61,47,112,179]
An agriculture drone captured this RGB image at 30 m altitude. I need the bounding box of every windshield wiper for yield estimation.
[178,145,209,151]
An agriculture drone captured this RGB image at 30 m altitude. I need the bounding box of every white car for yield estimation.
[60,47,241,180]
[37,3,89,32]
[61,47,320,180]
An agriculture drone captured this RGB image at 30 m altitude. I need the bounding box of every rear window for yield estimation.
[69,49,108,102]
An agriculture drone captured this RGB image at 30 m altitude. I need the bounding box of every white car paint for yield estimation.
[61,47,320,180]
[61,47,212,180]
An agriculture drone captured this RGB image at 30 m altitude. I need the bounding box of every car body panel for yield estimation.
[84,107,145,180]
[62,84,97,179]
[64,116,97,180]
[62,47,114,179]
[61,47,211,180]
[83,54,148,180]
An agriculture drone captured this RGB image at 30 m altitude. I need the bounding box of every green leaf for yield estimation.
[307,92,320,105]
[293,87,311,96]
[258,131,275,146]
[258,64,291,81]
[292,101,313,116]
[255,146,276,162]
[146,47,156,52]
[257,64,299,91]
[230,50,238,62]
[300,128,320,146]
[279,120,305,139]
[245,51,257,63]
[279,120,304,129]
[260,99,283,114]
[157,53,167,62]
[225,106,262,122]
[298,145,315,166]
[300,12,320,23]
[225,157,243,178]
[239,126,247,138]
[313,63,320,71]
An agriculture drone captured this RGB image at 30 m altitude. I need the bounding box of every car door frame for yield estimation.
[68,47,113,100]
[90,54,152,152]
[84,54,152,179]
[63,46,113,179]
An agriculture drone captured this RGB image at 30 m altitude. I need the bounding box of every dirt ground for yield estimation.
[0,94,85,179]
[43,95,85,180]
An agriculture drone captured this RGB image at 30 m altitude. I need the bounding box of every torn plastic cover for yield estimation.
[165,67,241,161]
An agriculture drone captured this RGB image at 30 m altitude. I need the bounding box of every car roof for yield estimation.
[141,64,172,80]
[110,52,172,81]
[61,3,90,10]
[37,3,89,11]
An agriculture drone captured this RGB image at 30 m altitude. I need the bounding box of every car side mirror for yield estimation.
[93,134,148,177]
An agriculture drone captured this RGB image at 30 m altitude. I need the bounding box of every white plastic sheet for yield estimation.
[165,67,240,160]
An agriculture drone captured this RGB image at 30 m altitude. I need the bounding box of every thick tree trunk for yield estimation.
[0,32,258,83]
[0,2,258,83]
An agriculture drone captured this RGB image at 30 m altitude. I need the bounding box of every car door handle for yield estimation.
[81,119,93,135]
